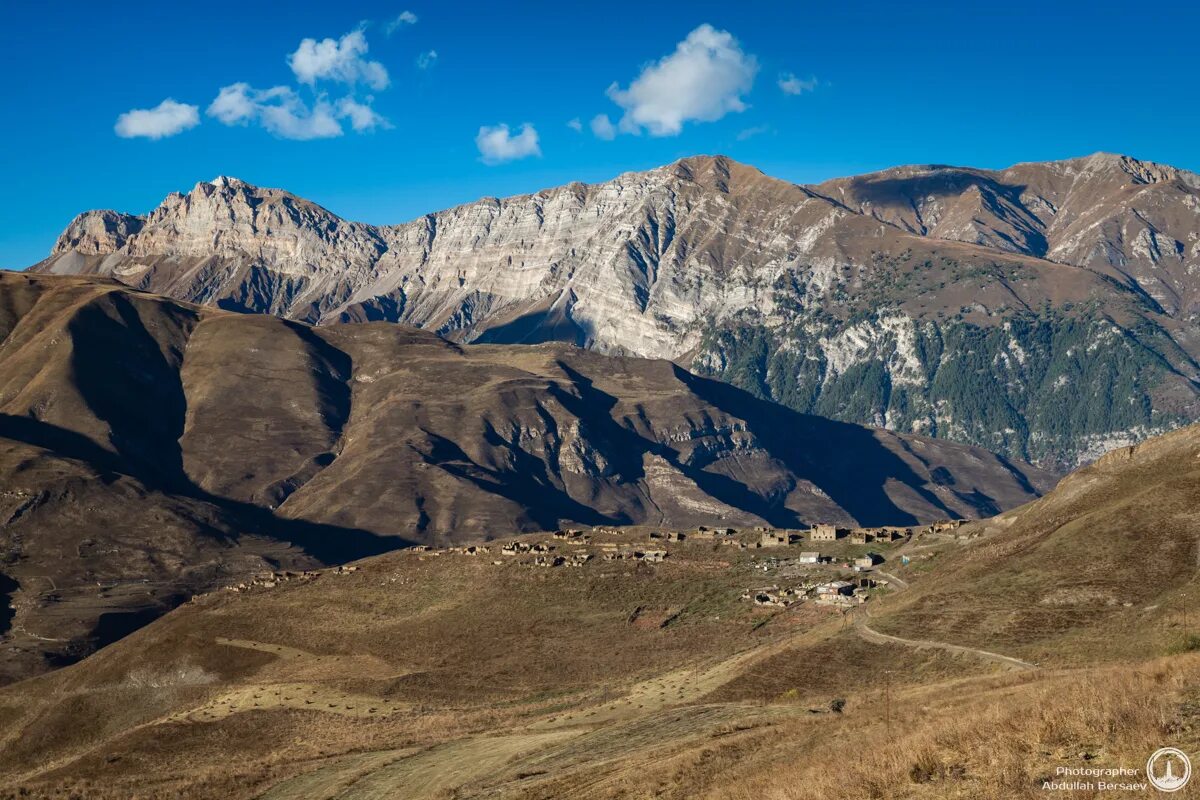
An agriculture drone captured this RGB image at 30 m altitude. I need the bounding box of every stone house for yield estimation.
[759,531,788,547]
[875,527,910,541]
[809,524,846,542]
[853,553,882,571]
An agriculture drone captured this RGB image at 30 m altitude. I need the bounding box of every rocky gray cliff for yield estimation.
[33,154,1200,469]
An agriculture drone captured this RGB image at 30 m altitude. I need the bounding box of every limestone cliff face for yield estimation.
[41,158,880,357]
[34,154,1200,469]
[53,208,144,255]
[126,176,388,269]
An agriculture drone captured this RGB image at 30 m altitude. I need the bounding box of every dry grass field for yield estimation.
[559,656,1200,800]
[1,501,1197,799]
[871,425,1200,669]
[0,528,977,799]
[4,424,1200,799]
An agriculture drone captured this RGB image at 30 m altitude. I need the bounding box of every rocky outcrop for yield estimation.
[53,209,144,255]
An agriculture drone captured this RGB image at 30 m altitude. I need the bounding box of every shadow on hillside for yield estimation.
[552,364,805,526]
[0,413,404,564]
[821,171,1048,256]
[55,292,401,563]
[284,319,353,440]
[67,291,193,490]
[474,305,590,347]
[0,574,17,638]
[415,428,625,530]
[670,366,956,526]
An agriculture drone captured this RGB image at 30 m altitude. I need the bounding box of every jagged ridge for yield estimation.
[30,153,1200,468]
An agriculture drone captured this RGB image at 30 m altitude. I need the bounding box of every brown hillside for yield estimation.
[0,487,1196,798]
[0,272,1051,682]
[870,422,1200,666]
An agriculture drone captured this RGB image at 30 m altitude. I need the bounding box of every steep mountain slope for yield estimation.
[33,154,1200,469]
[0,272,1052,681]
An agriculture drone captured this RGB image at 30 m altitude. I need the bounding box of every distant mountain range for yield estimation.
[0,272,1051,681]
[32,153,1200,469]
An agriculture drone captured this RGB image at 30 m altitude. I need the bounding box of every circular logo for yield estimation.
[1147,747,1192,793]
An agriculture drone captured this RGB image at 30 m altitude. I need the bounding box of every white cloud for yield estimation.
[777,72,816,95]
[778,73,817,95]
[207,83,388,140]
[566,117,583,132]
[475,123,540,165]
[590,113,616,140]
[736,124,771,141]
[385,10,418,35]
[260,96,343,140]
[114,99,200,139]
[207,83,259,125]
[416,49,438,70]
[605,24,757,137]
[288,28,389,90]
[338,97,391,132]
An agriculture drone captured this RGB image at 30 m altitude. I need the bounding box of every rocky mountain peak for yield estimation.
[207,175,247,189]
[54,174,386,272]
[1072,151,1196,186]
[665,154,781,196]
[50,208,144,256]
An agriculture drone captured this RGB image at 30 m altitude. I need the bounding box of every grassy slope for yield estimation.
[4,409,1200,800]
[0,529,983,799]
[871,424,1200,666]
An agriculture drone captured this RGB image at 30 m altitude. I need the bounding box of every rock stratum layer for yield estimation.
[32,154,1200,469]
[0,272,1052,681]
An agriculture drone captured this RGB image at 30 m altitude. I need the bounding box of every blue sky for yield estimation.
[2,0,1197,268]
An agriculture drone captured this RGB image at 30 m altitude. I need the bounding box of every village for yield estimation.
[217,519,969,612]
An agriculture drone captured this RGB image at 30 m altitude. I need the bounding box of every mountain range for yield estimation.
[0,271,1051,682]
[33,152,1200,469]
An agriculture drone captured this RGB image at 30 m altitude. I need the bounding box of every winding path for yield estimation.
[855,569,1037,671]
[854,613,1037,670]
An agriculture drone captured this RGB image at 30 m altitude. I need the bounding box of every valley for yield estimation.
[2,420,1199,799]
[0,272,1050,683]
[4,6,1198,797]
